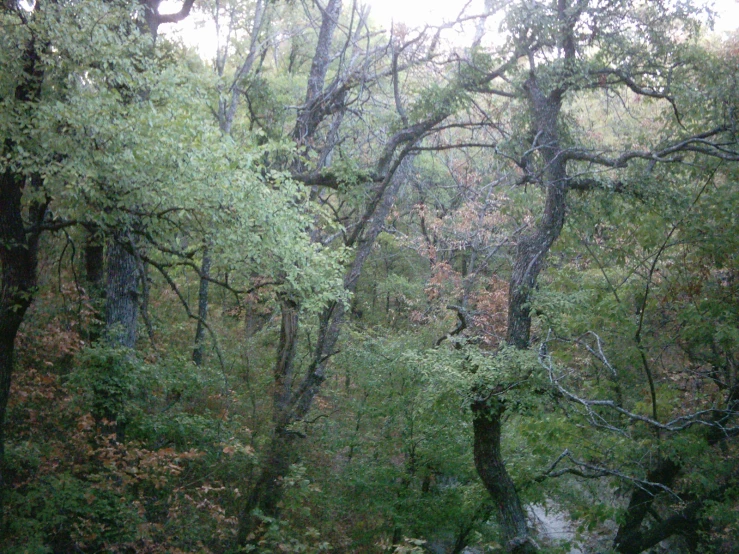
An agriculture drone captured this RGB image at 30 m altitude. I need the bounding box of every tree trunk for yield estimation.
[0,31,46,489]
[469,68,568,553]
[105,234,139,349]
[84,226,106,342]
[292,0,343,145]
[451,500,495,554]
[612,384,739,553]
[236,159,416,550]
[99,234,139,442]
[85,229,105,290]
[237,433,298,543]
[472,399,536,554]
[0,335,15,483]
[0,171,46,486]
[192,246,211,366]
[237,297,300,544]
[613,458,681,553]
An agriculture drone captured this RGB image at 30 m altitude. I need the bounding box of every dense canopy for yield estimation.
[1,0,738,552]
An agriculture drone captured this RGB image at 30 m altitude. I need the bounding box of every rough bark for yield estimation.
[192,246,211,366]
[469,41,569,552]
[506,77,567,349]
[472,399,537,554]
[292,0,343,146]
[105,234,139,349]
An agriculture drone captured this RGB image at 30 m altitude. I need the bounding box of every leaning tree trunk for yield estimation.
[234,0,461,542]
[612,383,739,553]
[472,399,533,552]
[236,162,411,548]
[612,459,682,554]
[470,70,568,553]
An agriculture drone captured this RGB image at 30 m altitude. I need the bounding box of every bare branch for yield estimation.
[565,127,739,167]
[539,449,682,500]
[540,334,739,436]
[140,253,227,371]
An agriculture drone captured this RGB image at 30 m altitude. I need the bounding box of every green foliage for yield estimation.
[5,472,142,553]
[69,345,140,424]
[2,0,739,552]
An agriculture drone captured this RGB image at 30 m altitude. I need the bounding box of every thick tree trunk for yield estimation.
[472,399,536,554]
[0,32,46,489]
[192,246,211,366]
[469,69,568,552]
[0,171,45,485]
[105,234,139,349]
[84,226,106,341]
[100,234,139,442]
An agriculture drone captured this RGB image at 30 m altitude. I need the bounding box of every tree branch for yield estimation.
[156,0,197,25]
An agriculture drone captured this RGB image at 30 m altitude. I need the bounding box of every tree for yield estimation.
[0,0,345,489]
[220,0,524,542]
[2,0,737,551]
[425,1,739,551]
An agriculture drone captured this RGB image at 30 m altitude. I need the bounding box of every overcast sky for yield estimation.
[365,0,739,32]
[161,0,739,59]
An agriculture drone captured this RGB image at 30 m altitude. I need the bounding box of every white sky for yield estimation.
[366,0,739,31]
[161,0,739,59]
